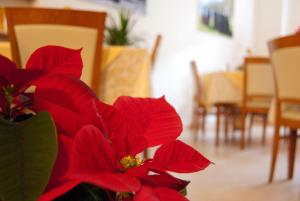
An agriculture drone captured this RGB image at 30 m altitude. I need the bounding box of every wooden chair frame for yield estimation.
[240,57,272,149]
[5,7,106,96]
[190,61,207,140]
[268,34,300,182]
[150,34,162,67]
[190,61,237,146]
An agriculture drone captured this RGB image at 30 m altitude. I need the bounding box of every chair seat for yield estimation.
[247,99,271,109]
[282,105,300,122]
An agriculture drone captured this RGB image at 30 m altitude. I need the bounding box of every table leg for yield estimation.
[224,107,229,143]
[216,105,221,147]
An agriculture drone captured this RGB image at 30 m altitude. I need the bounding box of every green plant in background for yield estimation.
[106,9,136,46]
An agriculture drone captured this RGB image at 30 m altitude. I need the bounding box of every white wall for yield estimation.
[252,0,283,55]
[289,0,300,32]
[2,0,299,126]
[281,0,300,34]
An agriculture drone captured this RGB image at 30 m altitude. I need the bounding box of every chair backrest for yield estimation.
[191,61,203,102]
[150,34,162,67]
[268,34,300,100]
[244,57,273,99]
[0,8,4,33]
[5,7,106,96]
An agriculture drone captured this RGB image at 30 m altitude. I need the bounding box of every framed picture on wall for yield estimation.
[95,0,146,14]
[198,0,234,37]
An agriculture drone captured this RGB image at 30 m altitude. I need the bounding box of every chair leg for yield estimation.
[240,110,246,150]
[288,129,297,179]
[269,124,280,183]
[216,105,221,147]
[224,107,230,143]
[190,108,200,141]
[248,114,254,144]
[283,126,288,138]
[201,109,207,135]
[262,115,267,145]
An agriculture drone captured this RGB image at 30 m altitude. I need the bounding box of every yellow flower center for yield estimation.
[120,155,142,169]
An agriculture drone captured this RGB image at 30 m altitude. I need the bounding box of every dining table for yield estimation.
[202,70,244,146]
[202,71,243,109]
[0,41,152,104]
[100,46,152,104]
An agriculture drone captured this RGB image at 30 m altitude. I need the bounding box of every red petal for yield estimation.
[150,140,211,173]
[34,74,105,137]
[12,69,43,94]
[69,125,118,174]
[154,187,188,201]
[0,54,16,86]
[134,186,188,201]
[26,45,83,79]
[0,54,16,69]
[71,172,141,192]
[44,135,74,193]
[68,125,141,192]
[111,96,182,155]
[134,186,160,201]
[0,92,8,113]
[94,100,148,157]
[141,174,189,191]
[126,166,148,178]
[38,179,81,201]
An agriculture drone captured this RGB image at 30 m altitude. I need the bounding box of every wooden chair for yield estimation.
[268,34,300,182]
[5,7,106,96]
[150,34,162,67]
[240,57,273,149]
[0,8,4,33]
[190,61,207,140]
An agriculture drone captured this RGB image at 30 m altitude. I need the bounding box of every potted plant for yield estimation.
[0,45,211,201]
[101,9,151,104]
[105,9,136,46]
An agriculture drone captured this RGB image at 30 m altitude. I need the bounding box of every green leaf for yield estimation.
[105,9,135,46]
[0,112,57,201]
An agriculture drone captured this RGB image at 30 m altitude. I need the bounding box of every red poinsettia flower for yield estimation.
[37,95,211,201]
[0,45,83,119]
[33,75,108,199]
[19,45,211,200]
[0,54,42,115]
[68,124,209,201]
[21,46,102,199]
[0,46,91,199]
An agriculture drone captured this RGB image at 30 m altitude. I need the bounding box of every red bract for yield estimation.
[0,54,42,114]
[38,96,211,201]
[0,46,90,199]
[0,54,40,92]
[26,45,83,78]
[0,45,83,118]
[0,45,211,200]
[134,186,188,201]
[33,74,104,136]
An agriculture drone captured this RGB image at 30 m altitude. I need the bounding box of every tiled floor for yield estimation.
[175,121,300,201]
